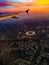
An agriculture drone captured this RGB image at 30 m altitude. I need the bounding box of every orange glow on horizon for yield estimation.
[0,0,49,13]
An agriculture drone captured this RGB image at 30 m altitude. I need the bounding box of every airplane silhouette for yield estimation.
[0,9,30,20]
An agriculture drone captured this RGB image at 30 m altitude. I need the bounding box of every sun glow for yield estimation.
[29,0,49,12]
[0,0,49,13]
[37,0,49,5]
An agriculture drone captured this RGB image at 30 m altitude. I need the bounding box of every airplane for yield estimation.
[0,2,30,20]
[0,9,30,20]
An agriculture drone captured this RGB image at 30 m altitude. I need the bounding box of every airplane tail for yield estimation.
[25,9,30,14]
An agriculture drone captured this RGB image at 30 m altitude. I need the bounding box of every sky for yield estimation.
[10,0,32,3]
[0,0,33,3]
[0,0,7,2]
[0,0,49,13]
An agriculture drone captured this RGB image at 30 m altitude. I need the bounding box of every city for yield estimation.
[0,0,49,65]
[0,19,49,65]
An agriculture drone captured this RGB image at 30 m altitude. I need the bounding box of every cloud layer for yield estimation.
[0,0,49,13]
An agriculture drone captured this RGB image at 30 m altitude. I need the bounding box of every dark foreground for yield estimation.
[0,14,49,65]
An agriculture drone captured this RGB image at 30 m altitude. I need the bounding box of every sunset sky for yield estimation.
[0,0,49,13]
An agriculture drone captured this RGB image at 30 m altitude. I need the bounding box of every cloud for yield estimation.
[0,0,49,13]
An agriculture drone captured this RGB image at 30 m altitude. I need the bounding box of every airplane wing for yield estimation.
[0,2,30,20]
[0,13,19,20]
[0,9,30,20]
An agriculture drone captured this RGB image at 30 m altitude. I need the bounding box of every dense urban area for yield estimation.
[0,19,49,65]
